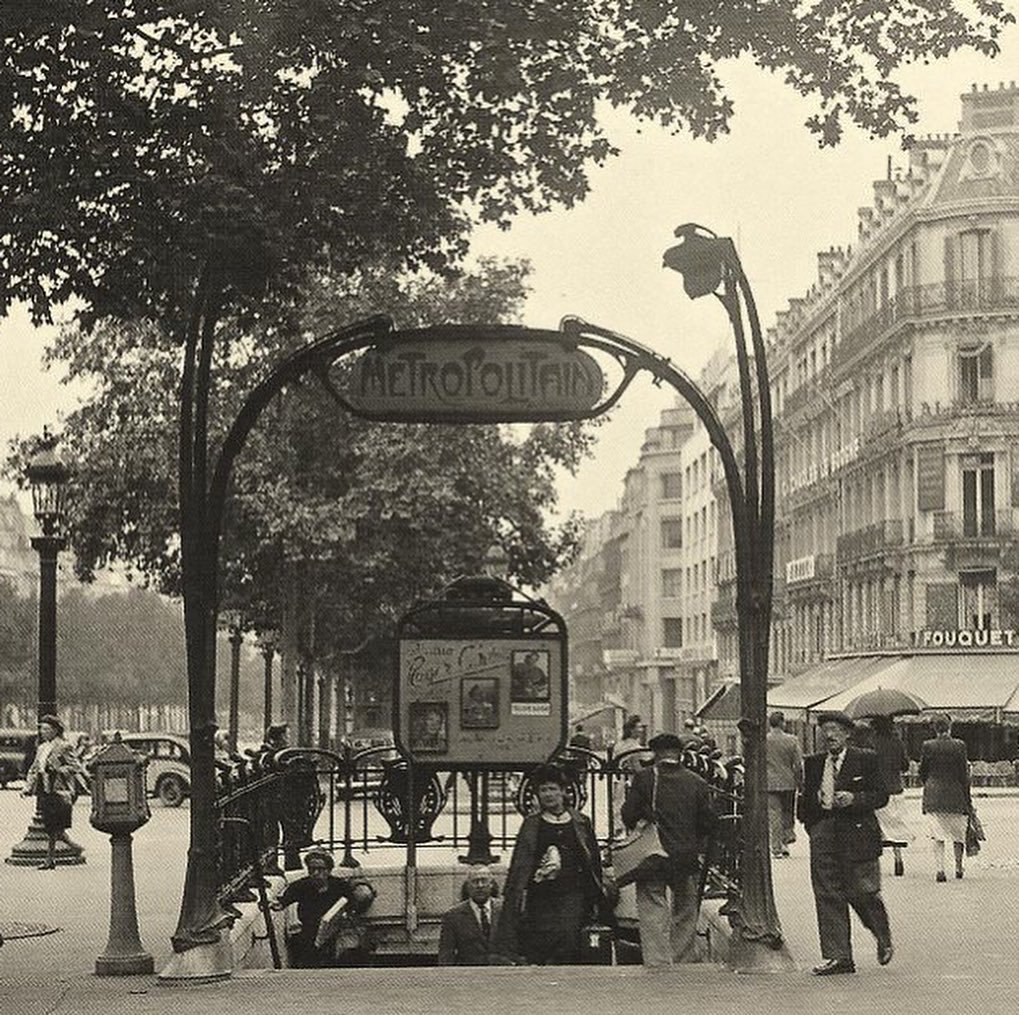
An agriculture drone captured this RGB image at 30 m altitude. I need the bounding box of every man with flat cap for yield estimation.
[798,710,893,976]
[621,731,717,966]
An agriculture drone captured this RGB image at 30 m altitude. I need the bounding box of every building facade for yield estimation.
[555,84,1019,738]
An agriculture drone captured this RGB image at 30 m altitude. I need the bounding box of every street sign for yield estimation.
[335,326,606,422]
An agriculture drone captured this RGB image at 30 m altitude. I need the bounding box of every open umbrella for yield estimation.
[844,687,927,720]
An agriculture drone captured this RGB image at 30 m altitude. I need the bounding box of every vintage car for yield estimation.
[106,731,191,806]
[0,728,35,788]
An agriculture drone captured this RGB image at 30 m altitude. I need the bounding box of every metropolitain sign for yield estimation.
[335,328,606,422]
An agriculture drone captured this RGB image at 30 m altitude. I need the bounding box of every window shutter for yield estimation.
[944,234,956,308]
[917,444,946,511]
[925,583,959,630]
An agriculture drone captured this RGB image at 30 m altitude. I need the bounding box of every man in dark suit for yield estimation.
[437,866,503,965]
[798,710,893,976]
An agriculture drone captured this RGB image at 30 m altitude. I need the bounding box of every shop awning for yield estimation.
[696,681,740,721]
[822,653,1019,721]
[766,656,899,714]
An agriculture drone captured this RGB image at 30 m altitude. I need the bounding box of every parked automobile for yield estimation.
[102,731,191,806]
[0,728,35,788]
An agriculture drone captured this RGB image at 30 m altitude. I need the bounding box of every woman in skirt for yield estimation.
[870,717,915,876]
[23,715,86,869]
[919,714,971,882]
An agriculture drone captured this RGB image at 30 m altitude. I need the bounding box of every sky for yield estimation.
[2,20,1018,523]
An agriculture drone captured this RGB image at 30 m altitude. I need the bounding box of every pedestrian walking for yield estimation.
[437,866,505,965]
[919,714,971,882]
[798,710,893,976]
[496,764,608,965]
[870,716,914,876]
[620,732,717,967]
[766,711,803,858]
[22,715,87,870]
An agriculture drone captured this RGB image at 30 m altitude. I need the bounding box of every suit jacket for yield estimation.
[766,730,804,792]
[621,760,717,872]
[919,736,970,814]
[437,899,503,965]
[798,746,888,862]
[24,736,86,799]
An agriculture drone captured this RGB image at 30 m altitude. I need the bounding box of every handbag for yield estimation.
[965,806,985,858]
[612,768,667,879]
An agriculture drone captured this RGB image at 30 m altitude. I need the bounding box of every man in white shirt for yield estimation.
[798,711,892,976]
[437,866,504,965]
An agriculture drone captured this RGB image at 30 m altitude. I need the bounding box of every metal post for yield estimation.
[261,642,274,733]
[95,832,154,975]
[228,626,243,754]
[7,534,84,866]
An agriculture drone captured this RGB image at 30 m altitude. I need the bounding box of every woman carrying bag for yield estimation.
[22,715,86,869]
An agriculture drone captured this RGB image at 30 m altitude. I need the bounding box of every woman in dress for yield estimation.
[496,764,607,964]
[919,714,971,882]
[22,715,86,869]
[870,716,914,876]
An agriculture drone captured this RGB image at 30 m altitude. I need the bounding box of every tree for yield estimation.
[2,0,1012,968]
[0,576,35,704]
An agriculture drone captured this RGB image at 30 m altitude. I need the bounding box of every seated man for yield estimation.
[437,866,504,965]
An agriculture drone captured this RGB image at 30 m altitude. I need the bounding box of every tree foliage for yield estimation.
[11,260,595,648]
[2,2,1013,329]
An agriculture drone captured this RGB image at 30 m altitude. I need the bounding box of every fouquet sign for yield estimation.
[916,628,1017,648]
[335,326,606,422]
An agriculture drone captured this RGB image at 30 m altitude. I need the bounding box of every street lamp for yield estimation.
[664,224,787,969]
[256,629,278,737]
[220,610,243,754]
[7,431,84,866]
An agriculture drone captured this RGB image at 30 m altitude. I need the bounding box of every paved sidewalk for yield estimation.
[2,793,1016,1014]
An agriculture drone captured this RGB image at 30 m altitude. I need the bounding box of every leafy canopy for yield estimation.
[15,260,596,644]
[1,2,1012,329]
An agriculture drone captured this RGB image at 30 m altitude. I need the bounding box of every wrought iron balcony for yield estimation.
[836,519,905,562]
[834,277,1019,371]
[930,509,1017,542]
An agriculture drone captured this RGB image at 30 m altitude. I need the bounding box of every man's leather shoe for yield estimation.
[812,958,856,976]
[877,941,894,966]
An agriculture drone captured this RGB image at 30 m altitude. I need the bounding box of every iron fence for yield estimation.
[213,743,745,906]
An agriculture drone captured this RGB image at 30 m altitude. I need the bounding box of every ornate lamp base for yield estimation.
[6,812,85,866]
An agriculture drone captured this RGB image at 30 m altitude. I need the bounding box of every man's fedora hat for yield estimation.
[815,710,855,731]
[648,732,683,751]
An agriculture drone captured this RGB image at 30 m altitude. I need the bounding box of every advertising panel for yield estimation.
[396,637,566,766]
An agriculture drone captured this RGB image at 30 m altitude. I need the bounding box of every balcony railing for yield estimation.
[931,509,1017,541]
[834,277,1019,370]
[836,519,905,562]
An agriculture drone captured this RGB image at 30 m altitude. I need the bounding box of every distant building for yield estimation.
[0,494,36,594]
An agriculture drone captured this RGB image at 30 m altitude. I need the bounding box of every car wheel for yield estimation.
[158,775,187,807]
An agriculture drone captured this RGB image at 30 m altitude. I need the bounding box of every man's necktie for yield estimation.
[479,905,490,940]
[820,752,836,809]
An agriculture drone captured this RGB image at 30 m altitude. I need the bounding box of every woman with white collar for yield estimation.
[23,715,86,869]
[496,763,608,964]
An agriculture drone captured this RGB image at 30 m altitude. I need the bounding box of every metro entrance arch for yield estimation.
[164,226,790,978]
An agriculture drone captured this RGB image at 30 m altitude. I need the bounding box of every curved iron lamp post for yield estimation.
[663,224,786,968]
[8,431,85,866]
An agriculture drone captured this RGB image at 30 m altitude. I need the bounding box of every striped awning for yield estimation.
[822,653,1019,720]
[766,656,899,714]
